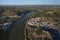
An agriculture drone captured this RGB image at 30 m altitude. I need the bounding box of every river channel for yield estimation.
[3,12,32,40]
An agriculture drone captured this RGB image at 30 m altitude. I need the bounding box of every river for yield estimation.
[3,12,32,40]
[3,11,60,40]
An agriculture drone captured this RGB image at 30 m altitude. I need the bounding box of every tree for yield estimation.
[36,27,42,35]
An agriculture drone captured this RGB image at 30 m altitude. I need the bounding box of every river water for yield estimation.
[3,12,32,40]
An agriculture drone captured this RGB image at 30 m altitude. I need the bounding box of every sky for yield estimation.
[0,0,60,5]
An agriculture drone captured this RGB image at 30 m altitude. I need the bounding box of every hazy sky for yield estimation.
[0,0,60,5]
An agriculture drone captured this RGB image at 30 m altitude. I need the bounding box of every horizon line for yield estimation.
[0,4,60,6]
